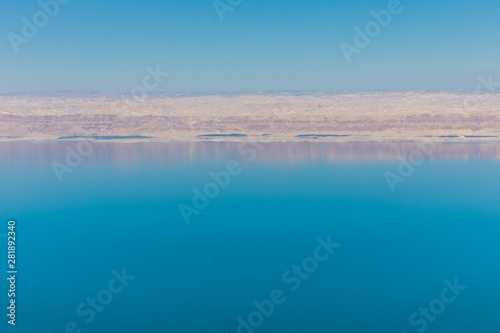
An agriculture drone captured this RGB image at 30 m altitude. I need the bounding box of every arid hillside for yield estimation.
[0,91,499,142]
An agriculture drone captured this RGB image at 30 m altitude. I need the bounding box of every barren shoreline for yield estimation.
[2,135,500,144]
[1,91,499,143]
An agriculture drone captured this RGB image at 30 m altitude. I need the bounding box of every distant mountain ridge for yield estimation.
[0,91,499,142]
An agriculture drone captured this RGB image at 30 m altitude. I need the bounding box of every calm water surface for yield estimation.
[0,141,499,333]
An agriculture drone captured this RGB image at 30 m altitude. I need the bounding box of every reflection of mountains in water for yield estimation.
[2,141,500,168]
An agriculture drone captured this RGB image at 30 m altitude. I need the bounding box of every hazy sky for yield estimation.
[1,0,499,92]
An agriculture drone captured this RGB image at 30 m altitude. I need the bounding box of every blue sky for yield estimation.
[0,0,499,92]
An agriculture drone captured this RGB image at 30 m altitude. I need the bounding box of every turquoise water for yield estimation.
[1,142,499,333]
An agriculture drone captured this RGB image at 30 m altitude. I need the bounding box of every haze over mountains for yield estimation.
[1,91,499,142]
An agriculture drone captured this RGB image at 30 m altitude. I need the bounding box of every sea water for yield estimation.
[0,141,498,333]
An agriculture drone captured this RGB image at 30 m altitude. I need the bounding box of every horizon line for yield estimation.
[0,89,490,96]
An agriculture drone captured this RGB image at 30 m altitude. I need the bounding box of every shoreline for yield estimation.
[1,135,500,144]
[2,92,500,143]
